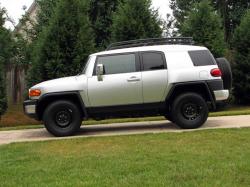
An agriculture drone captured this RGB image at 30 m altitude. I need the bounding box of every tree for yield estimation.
[170,0,250,42]
[89,0,120,49]
[17,0,59,88]
[28,0,95,86]
[18,0,59,41]
[170,0,199,30]
[214,0,250,43]
[181,0,226,57]
[0,61,7,119]
[0,7,12,118]
[232,10,250,104]
[35,0,59,34]
[111,0,162,42]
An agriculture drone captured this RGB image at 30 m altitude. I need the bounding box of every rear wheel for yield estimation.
[171,93,208,129]
[43,100,82,137]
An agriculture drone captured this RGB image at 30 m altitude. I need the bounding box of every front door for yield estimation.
[88,53,143,107]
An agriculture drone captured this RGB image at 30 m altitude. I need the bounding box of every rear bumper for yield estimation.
[23,100,38,120]
[213,90,229,101]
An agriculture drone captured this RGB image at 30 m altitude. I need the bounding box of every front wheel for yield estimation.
[171,93,208,129]
[43,100,82,137]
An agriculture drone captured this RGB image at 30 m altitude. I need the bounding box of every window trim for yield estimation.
[139,51,167,72]
[93,52,140,76]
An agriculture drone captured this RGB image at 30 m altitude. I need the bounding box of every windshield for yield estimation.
[82,56,91,74]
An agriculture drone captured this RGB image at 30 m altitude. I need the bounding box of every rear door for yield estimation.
[140,51,168,103]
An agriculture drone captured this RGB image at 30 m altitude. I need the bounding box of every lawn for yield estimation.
[0,128,250,186]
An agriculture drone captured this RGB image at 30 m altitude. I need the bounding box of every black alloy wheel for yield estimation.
[171,93,208,129]
[43,100,82,137]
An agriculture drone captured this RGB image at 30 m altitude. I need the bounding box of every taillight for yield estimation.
[210,68,222,77]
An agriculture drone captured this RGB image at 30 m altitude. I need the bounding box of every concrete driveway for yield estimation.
[1,115,250,145]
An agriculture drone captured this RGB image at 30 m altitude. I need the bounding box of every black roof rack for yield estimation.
[106,37,194,50]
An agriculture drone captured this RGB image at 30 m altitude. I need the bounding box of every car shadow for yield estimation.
[76,121,180,136]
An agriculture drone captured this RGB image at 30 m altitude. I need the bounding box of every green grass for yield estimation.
[1,128,250,186]
[210,106,250,117]
[1,105,250,131]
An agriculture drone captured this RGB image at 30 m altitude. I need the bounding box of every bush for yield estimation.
[232,10,250,104]
[0,8,12,118]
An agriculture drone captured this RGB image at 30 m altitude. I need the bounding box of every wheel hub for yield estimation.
[55,110,72,127]
[182,103,201,120]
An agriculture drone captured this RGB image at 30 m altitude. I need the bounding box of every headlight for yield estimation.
[29,89,41,97]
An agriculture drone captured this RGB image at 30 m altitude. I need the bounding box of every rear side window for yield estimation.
[97,53,136,75]
[142,52,166,71]
[189,50,216,66]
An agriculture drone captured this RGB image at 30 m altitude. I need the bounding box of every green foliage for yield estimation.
[170,0,200,28]
[28,0,95,86]
[0,9,13,66]
[35,0,59,37]
[111,0,162,42]
[0,62,7,118]
[0,7,12,118]
[214,0,250,43]
[181,0,226,57]
[232,10,250,104]
[89,0,120,49]
[17,0,59,69]
[19,0,59,41]
[170,0,250,42]
[12,34,30,65]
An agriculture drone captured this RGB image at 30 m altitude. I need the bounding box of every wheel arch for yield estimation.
[165,81,216,110]
[36,91,87,120]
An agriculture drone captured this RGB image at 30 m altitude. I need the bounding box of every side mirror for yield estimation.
[96,64,104,81]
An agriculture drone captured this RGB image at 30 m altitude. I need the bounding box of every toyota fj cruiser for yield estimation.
[24,38,232,136]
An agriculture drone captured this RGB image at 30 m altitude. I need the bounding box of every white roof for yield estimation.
[92,45,207,56]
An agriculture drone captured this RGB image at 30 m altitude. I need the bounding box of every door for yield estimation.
[88,53,143,107]
[140,51,168,103]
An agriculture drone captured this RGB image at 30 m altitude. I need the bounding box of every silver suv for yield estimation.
[24,38,232,136]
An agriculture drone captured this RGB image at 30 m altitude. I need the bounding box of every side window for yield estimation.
[189,50,216,66]
[142,52,166,71]
[97,54,136,75]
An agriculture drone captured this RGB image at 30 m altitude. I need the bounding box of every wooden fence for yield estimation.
[6,64,28,104]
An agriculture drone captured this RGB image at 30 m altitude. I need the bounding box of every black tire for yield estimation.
[43,100,82,137]
[216,58,232,90]
[171,93,208,129]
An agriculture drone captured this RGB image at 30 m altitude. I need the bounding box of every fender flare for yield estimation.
[165,81,216,110]
[37,91,88,120]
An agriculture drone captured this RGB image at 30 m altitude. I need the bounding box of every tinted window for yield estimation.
[189,50,216,66]
[97,54,136,75]
[142,52,166,71]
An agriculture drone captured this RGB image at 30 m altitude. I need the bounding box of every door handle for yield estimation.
[127,76,141,82]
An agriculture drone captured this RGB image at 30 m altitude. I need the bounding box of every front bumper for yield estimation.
[213,90,229,101]
[23,100,38,119]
